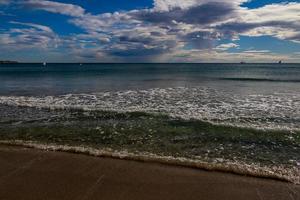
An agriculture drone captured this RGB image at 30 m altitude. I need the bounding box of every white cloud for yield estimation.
[23,0,85,17]
[216,43,239,50]
[241,2,300,23]
[229,3,300,42]
[242,50,271,53]
[0,21,59,50]
[10,21,54,33]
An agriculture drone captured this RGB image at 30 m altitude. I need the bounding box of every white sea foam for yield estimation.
[0,140,299,185]
[0,87,299,130]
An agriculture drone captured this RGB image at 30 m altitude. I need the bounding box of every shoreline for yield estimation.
[1,140,299,185]
[1,143,299,200]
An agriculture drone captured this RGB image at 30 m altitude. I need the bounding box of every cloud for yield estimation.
[10,21,54,33]
[2,0,300,62]
[242,50,271,53]
[216,2,300,42]
[152,0,249,12]
[0,0,10,5]
[241,2,300,23]
[216,43,239,50]
[22,0,85,17]
[168,48,296,63]
[134,2,238,26]
[0,21,59,51]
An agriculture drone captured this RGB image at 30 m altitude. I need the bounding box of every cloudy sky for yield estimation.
[1,0,300,62]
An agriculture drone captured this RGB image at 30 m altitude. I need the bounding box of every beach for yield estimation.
[0,144,299,200]
[1,0,300,198]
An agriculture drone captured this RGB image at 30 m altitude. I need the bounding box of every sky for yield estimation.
[1,0,300,63]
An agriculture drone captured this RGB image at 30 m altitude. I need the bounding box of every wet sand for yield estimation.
[0,144,299,200]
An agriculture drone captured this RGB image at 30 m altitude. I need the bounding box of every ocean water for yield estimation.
[0,63,299,183]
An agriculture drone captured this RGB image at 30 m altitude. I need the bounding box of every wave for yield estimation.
[1,95,299,185]
[220,77,300,83]
[0,87,299,131]
[1,140,299,185]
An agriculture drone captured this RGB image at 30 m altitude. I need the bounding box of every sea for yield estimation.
[0,63,299,183]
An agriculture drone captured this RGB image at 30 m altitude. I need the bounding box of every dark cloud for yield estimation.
[126,2,240,51]
[119,35,156,46]
[133,2,237,25]
[216,20,300,42]
[107,34,177,58]
[181,31,219,49]
[110,47,165,57]
[180,2,236,24]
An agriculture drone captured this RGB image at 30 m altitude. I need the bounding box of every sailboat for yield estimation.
[43,62,47,66]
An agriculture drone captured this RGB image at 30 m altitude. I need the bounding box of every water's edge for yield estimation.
[1,140,299,185]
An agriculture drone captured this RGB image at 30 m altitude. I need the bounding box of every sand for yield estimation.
[0,144,299,200]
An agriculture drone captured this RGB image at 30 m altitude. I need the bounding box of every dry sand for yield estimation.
[0,144,299,200]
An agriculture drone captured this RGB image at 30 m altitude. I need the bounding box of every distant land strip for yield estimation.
[0,60,18,64]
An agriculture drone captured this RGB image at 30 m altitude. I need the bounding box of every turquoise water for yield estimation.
[0,63,299,183]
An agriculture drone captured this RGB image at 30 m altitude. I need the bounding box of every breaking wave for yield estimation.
[1,140,299,184]
[0,87,299,131]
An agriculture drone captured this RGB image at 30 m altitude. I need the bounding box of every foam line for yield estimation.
[1,140,299,185]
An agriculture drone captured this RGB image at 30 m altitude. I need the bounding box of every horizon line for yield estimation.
[1,62,299,64]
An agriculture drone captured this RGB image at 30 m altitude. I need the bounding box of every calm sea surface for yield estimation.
[0,63,299,96]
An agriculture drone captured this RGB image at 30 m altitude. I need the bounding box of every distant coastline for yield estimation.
[0,60,18,64]
[0,62,299,64]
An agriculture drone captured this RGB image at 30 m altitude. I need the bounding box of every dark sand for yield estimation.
[0,145,299,200]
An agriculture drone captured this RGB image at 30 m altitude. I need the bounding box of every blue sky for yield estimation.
[1,0,300,62]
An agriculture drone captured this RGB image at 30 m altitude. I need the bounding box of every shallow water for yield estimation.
[0,63,299,183]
